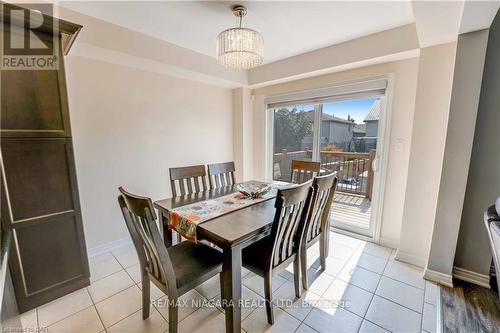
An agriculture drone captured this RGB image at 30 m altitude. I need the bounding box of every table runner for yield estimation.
[167,183,285,242]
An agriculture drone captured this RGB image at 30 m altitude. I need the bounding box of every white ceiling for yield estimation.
[60,1,415,64]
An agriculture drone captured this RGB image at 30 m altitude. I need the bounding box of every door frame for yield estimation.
[263,74,395,243]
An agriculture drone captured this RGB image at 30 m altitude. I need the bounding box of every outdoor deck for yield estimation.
[331,192,371,230]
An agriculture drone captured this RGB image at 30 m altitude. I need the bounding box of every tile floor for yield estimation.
[20,232,439,333]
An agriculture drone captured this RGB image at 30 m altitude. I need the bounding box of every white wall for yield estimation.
[426,30,489,283]
[58,6,246,88]
[232,88,254,182]
[248,24,419,86]
[397,42,457,268]
[250,58,419,247]
[455,11,500,278]
[65,54,233,250]
[55,7,235,251]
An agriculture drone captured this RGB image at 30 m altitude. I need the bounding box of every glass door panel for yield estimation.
[272,105,315,181]
[320,98,380,235]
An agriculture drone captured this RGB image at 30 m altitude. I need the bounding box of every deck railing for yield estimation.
[273,149,375,199]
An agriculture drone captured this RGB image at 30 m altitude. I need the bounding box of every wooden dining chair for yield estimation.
[117,187,223,333]
[300,172,337,289]
[241,181,313,324]
[207,161,236,189]
[169,164,208,197]
[291,160,321,184]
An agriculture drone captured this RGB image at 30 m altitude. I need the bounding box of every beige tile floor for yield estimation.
[21,232,438,333]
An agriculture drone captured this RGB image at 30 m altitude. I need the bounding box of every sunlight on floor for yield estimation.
[20,232,438,333]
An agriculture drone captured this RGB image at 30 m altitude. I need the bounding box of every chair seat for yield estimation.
[167,241,223,291]
[242,237,270,276]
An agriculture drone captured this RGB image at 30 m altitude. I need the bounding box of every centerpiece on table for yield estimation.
[235,182,272,199]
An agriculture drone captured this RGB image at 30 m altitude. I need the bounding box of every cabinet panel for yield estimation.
[1,71,65,133]
[0,32,71,138]
[1,139,76,223]
[11,213,89,296]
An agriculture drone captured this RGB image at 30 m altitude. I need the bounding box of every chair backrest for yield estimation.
[305,172,338,243]
[117,187,176,296]
[169,164,208,196]
[268,181,313,269]
[207,162,236,189]
[291,160,321,184]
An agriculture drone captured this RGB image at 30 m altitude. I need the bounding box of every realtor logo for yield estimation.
[1,3,59,70]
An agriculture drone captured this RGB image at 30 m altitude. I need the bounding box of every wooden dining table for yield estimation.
[154,183,279,333]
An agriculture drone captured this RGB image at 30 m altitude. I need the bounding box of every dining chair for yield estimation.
[241,181,313,324]
[117,187,223,333]
[207,161,236,189]
[300,172,337,289]
[291,160,321,184]
[169,164,208,197]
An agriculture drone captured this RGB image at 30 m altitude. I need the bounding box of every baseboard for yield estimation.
[394,249,427,268]
[423,268,454,288]
[87,237,132,258]
[452,266,490,288]
[379,237,399,249]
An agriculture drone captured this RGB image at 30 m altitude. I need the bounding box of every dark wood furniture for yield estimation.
[301,172,337,289]
[118,187,223,333]
[291,160,321,184]
[208,162,236,189]
[0,4,89,312]
[155,184,286,333]
[242,182,313,324]
[169,164,208,197]
[169,164,209,243]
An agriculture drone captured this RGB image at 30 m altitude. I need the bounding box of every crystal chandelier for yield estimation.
[217,5,263,69]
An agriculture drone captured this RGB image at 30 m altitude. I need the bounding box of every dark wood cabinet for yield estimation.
[0,68,72,137]
[0,4,89,312]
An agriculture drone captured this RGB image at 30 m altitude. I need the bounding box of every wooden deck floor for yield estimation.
[330,192,371,230]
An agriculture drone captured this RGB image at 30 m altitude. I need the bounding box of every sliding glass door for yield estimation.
[270,95,385,238]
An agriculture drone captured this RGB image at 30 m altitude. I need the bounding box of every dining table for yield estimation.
[154,182,281,333]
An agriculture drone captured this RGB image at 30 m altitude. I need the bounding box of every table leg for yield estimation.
[160,212,173,248]
[222,246,242,333]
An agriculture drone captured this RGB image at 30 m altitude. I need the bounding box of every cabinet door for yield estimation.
[0,34,71,138]
[0,139,90,311]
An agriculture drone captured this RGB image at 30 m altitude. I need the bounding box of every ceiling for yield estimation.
[60,1,415,64]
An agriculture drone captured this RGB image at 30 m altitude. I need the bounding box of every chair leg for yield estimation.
[263,272,274,325]
[168,297,179,333]
[141,274,150,319]
[293,257,302,298]
[301,245,309,290]
[319,233,327,271]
